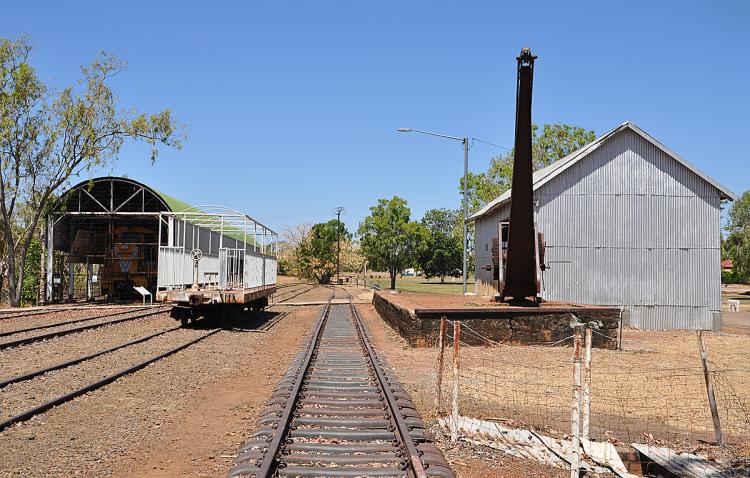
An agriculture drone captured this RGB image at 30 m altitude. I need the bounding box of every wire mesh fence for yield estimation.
[425,318,750,475]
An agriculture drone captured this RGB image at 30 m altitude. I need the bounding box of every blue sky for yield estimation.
[3,1,748,234]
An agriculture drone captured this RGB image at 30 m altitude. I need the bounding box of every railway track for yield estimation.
[0,301,300,432]
[0,306,152,338]
[0,325,221,432]
[0,307,168,350]
[0,308,59,321]
[0,305,144,322]
[229,290,454,478]
[272,284,317,304]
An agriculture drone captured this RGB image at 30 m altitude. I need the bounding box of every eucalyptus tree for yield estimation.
[418,208,462,283]
[358,196,424,290]
[724,190,750,283]
[461,122,595,213]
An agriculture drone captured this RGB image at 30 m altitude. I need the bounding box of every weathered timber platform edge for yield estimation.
[372,292,620,349]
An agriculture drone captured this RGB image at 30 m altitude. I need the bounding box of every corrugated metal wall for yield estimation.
[474,128,723,330]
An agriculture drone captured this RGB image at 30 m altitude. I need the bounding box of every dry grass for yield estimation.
[358,301,750,455]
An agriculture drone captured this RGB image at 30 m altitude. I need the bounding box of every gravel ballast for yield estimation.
[0,304,318,477]
[0,307,168,348]
[0,307,141,334]
[1,327,211,422]
[0,312,175,379]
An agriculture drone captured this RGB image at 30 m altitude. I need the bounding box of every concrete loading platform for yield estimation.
[372,291,621,349]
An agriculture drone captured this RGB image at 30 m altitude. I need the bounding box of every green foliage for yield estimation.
[461,122,596,214]
[723,190,750,284]
[358,197,424,289]
[296,220,349,284]
[0,35,183,306]
[21,236,41,305]
[417,208,462,282]
[531,123,596,170]
[722,269,743,285]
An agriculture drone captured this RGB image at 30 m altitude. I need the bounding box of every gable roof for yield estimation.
[467,121,736,221]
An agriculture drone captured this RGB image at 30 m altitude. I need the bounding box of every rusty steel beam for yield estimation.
[503,47,539,302]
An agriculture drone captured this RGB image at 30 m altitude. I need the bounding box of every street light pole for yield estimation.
[462,137,468,295]
[397,127,470,295]
[335,206,344,284]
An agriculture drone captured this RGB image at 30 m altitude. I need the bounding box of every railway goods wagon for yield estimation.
[155,206,278,325]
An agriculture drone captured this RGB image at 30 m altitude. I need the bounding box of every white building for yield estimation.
[468,122,735,330]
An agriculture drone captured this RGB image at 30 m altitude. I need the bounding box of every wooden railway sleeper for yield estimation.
[230,298,454,478]
[292,417,391,428]
[283,442,397,454]
[282,454,406,466]
[277,466,407,478]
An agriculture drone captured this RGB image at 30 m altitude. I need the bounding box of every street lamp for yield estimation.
[398,128,470,295]
[335,206,344,284]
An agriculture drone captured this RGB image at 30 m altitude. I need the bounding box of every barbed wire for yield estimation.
[429,324,750,460]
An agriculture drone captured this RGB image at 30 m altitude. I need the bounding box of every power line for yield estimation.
[471,137,511,151]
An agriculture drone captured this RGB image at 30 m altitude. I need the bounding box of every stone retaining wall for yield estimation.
[372,292,620,349]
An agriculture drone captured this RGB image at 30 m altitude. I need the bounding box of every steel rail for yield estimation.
[272,284,316,304]
[0,309,58,321]
[252,290,335,477]
[0,327,221,432]
[273,283,314,300]
[230,311,292,333]
[0,308,167,350]
[257,311,291,332]
[0,305,158,321]
[268,284,306,302]
[230,287,451,478]
[0,306,152,338]
[348,293,428,478]
[0,325,183,389]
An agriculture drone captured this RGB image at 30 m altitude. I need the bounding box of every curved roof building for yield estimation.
[46,176,277,303]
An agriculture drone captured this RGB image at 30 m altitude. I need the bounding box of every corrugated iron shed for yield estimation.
[471,122,734,330]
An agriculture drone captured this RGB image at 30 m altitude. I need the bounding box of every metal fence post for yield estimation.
[698,331,723,445]
[436,317,447,414]
[570,324,583,478]
[451,320,461,442]
[582,327,592,441]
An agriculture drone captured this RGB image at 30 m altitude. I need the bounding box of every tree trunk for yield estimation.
[0,261,6,305]
[38,224,46,306]
[389,269,396,290]
[14,246,28,307]
[6,245,19,307]
[440,275,445,283]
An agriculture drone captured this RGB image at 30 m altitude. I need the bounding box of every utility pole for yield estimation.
[398,128,497,296]
[462,137,468,295]
[335,206,344,284]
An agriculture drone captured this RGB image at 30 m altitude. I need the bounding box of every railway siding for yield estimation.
[0,312,175,378]
[0,307,167,350]
[0,327,217,426]
[229,295,455,478]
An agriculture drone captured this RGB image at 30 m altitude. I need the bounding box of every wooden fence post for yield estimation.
[698,331,723,445]
[436,317,447,413]
[582,327,592,441]
[570,324,583,478]
[451,320,461,442]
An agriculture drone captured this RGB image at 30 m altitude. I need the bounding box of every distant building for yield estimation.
[468,122,735,331]
[721,259,734,272]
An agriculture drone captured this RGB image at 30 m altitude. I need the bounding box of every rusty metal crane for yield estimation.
[501,47,544,303]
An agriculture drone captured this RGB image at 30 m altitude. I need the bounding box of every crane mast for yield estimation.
[501,47,542,303]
